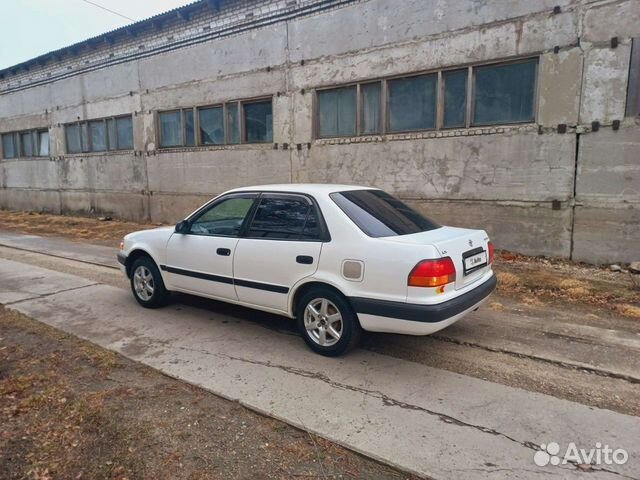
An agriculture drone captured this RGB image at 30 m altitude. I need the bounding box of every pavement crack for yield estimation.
[432,334,640,385]
[2,282,100,306]
[172,345,541,452]
[173,345,638,479]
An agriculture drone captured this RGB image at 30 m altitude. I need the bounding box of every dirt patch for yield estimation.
[0,306,417,480]
[494,251,640,320]
[0,210,160,247]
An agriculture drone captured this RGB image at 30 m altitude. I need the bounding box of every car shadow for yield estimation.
[166,291,299,337]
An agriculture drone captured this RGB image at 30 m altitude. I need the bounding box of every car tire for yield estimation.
[130,256,169,308]
[296,286,361,356]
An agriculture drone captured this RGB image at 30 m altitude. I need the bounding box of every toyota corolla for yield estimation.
[118,184,496,356]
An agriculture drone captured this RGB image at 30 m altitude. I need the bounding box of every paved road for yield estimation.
[0,232,639,479]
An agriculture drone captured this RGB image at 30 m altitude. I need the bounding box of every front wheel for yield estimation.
[130,257,169,308]
[296,287,361,357]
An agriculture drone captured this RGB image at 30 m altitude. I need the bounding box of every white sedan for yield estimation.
[118,184,496,356]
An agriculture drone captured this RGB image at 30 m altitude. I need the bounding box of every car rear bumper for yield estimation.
[350,274,496,335]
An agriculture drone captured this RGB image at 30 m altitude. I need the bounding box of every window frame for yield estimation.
[243,193,322,242]
[626,37,640,117]
[64,114,134,154]
[313,56,539,139]
[241,98,274,144]
[187,191,331,242]
[470,57,539,127]
[186,192,259,238]
[157,95,274,149]
[386,72,439,134]
[1,128,50,159]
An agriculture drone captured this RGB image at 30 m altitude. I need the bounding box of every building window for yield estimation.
[116,116,134,149]
[243,100,273,143]
[38,130,49,156]
[472,59,537,125]
[89,120,107,152]
[65,115,133,154]
[158,97,273,148]
[313,57,538,138]
[361,82,382,135]
[388,74,437,132]
[443,69,467,128]
[226,102,240,144]
[318,86,356,138]
[159,110,183,147]
[2,133,17,159]
[199,106,224,145]
[1,129,49,159]
[20,132,34,157]
[626,37,640,117]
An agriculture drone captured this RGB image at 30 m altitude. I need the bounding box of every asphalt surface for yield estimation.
[0,232,638,479]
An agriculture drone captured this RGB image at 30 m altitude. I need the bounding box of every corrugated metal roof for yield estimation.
[0,0,227,77]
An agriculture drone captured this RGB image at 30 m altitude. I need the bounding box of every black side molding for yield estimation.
[161,265,234,285]
[159,265,289,294]
[350,275,497,323]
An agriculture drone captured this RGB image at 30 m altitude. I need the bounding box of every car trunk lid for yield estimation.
[382,226,490,290]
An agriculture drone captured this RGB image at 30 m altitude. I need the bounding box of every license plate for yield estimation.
[463,251,487,274]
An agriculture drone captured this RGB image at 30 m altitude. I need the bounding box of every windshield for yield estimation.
[330,190,440,237]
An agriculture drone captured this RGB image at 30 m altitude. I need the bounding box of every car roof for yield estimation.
[225,184,378,195]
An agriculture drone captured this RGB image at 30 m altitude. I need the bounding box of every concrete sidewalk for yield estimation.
[0,231,118,268]
[1,257,638,479]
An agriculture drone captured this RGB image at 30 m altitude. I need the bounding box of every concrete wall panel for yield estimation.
[59,191,147,220]
[138,25,287,91]
[580,44,631,123]
[576,126,640,205]
[146,148,290,195]
[297,132,575,202]
[287,0,570,62]
[0,189,61,214]
[140,69,285,112]
[149,192,213,223]
[410,200,572,258]
[582,0,640,43]
[538,49,582,126]
[572,204,640,263]
[57,154,147,192]
[3,160,59,190]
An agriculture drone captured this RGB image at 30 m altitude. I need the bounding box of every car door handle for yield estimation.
[217,248,231,256]
[296,255,314,264]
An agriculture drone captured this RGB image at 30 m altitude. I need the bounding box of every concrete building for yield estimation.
[0,0,638,263]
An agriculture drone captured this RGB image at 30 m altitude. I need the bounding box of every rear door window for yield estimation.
[330,190,440,237]
[247,195,322,240]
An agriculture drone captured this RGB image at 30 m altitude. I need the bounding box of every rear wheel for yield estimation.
[296,287,361,356]
[130,256,169,308]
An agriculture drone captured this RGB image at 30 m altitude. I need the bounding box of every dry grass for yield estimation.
[496,271,521,288]
[0,209,160,246]
[494,250,640,320]
[616,304,640,319]
[0,306,415,480]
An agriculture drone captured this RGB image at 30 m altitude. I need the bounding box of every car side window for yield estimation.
[247,196,321,240]
[189,196,255,237]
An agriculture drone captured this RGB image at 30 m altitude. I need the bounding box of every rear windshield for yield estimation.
[330,190,440,237]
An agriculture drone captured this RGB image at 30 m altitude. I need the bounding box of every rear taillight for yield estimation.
[488,241,495,264]
[408,258,456,287]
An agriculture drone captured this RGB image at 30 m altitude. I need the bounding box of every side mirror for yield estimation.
[175,220,190,234]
